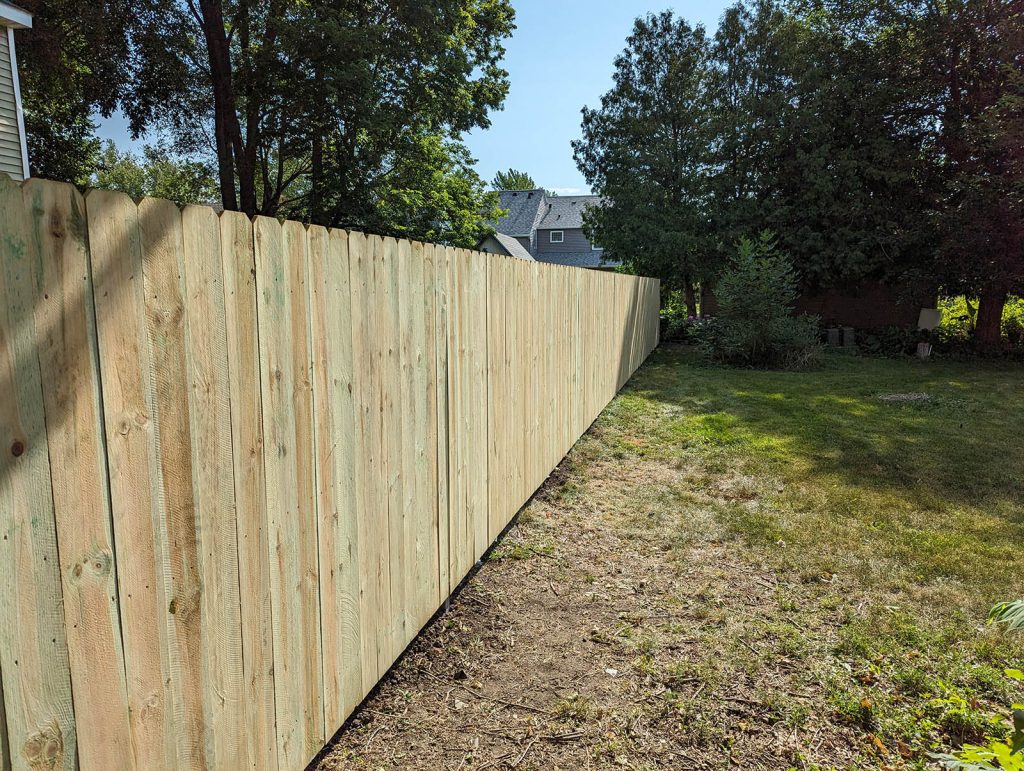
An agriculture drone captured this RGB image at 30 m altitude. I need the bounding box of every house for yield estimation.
[0,1,30,181]
[479,189,618,270]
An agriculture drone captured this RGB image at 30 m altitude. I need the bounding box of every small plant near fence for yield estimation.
[700,233,820,370]
[932,601,1024,770]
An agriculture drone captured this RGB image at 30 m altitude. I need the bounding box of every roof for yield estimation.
[495,189,546,236]
[487,232,535,261]
[0,1,32,28]
[536,195,602,230]
[534,251,620,269]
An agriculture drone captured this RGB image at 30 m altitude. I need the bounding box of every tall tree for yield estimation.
[573,12,715,317]
[491,168,536,190]
[914,0,1024,346]
[180,0,515,229]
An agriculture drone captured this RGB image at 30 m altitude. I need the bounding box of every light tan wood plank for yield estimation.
[86,188,174,770]
[254,217,324,769]
[181,204,245,769]
[309,226,362,729]
[137,197,206,770]
[21,178,134,770]
[218,210,278,771]
[0,174,77,771]
[346,231,382,695]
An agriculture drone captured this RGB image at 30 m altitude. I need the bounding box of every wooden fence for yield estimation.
[0,176,659,771]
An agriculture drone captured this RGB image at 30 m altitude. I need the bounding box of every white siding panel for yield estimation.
[0,28,24,180]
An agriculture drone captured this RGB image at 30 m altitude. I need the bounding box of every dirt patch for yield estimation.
[316,463,870,769]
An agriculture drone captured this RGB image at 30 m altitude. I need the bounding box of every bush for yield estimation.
[659,289,714,344]
[702,234,820,369]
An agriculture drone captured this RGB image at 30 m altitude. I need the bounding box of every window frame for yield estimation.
[549,230,564,244]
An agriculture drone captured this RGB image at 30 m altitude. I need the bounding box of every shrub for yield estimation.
[702,233,820,369]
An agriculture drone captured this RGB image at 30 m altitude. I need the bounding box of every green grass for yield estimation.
[576,346,1024,762]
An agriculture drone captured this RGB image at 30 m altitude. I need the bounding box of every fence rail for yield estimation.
[0,175,659,770]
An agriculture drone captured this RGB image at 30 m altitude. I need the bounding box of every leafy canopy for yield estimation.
[491,168,536,190]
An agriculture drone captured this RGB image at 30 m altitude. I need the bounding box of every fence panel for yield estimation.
[0,177,659,770]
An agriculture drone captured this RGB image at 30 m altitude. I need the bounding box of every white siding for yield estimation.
[0,29,25,180]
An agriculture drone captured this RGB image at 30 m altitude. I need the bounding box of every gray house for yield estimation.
[0,1,30,181]
[479,189,617,270]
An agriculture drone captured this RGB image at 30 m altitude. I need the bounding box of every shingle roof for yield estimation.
[534,251,619,269]
[495,189,546,236]
[489,232,535,261]
[536,195,602,230]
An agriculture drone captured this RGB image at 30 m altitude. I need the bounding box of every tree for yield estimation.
[912,0,1024,346]
[91,141,218,205]
[491,168,536,190]
[17,0,514,246]
[180,0,515,228]
[573,12,715,317]
[15,0,193,183]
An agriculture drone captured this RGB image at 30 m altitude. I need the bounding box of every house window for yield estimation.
[591,241,602,251]
[549,230,564,243]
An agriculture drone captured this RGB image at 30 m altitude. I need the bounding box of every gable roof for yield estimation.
[536,195,602,230]
[488,232,535,261]
[495,189,546,236]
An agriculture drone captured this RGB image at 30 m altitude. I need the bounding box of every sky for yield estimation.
[96,0,733,194]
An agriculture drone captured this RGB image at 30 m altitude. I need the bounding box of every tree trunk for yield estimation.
[197,0,251,214]
[974,288,1006,348]
[684,278,698,319]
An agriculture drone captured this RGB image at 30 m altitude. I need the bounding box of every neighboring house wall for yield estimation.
[0,28,27,180]
[535,228,598,255]
[516,235,531,253]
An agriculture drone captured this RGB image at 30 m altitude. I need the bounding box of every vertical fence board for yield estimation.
[87,188,174,770]
[181,205,245,769]
[310,226,363,728]
[138,197,206,770]
[255,217,324,769]
[21,179,133,770]
[0,176,77,771]
[219,210,278,771]
[431,245,451,602]
[347,232,383,696]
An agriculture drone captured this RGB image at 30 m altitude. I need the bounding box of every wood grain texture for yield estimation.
[309,226,362,729]
[181,205,245,769]
[86,188,174,770]
[218,210,278,771]
[255,217,324,769]
[21,179,133,770]
[138,197,206,770]
[0,175,77,771]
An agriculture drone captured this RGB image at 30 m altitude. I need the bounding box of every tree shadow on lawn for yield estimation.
[615,345,1024,596]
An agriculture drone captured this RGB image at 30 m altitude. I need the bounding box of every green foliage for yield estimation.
[20,0,514,245]
[91,142,217,205]
[367,135,503,248]
[990,601,1024,633]
[16,0,192,182]
[573,11,716,291]
[701,234,820,369]
[490,168,536,191]
[940,297,1024,346]
[659,290,714,343]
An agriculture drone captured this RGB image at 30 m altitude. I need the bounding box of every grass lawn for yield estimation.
[318,346,1024,770]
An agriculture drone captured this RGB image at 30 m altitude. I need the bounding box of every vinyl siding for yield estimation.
[536,228,598,254]
[0,29,25,180]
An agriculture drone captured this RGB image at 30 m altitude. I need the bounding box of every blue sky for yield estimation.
[96,0,733,194]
